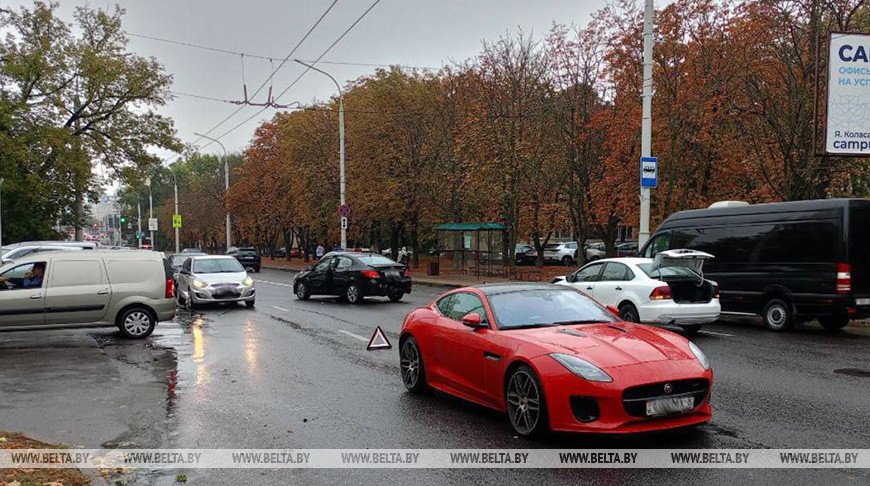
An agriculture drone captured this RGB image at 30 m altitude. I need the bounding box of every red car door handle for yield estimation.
[483,351,502,361]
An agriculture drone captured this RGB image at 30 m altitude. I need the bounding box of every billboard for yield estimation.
[826,32,870,155]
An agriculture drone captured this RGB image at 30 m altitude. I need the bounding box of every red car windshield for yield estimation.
[488,288,617,329]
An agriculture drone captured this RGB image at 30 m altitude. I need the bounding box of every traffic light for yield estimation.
[120,216,127,225]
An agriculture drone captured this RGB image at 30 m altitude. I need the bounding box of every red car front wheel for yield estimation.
[506,366,548,437]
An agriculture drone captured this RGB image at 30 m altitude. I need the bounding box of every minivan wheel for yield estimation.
[763,298,793,332]
[118,307,156,339]
[819,314,849,331]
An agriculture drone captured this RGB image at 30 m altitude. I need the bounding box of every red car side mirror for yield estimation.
[461,312,484,328]
[606,306,621,318]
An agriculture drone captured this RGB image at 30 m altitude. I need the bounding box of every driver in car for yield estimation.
[0,262,46,289]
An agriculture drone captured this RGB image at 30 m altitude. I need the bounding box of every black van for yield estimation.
[639,199,870,331]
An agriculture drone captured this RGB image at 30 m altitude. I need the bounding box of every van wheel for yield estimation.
[680,324,703,336]
[763,298,793,332]
[818,314,849,331]
[118,307,156,339]
[618,303,640,323]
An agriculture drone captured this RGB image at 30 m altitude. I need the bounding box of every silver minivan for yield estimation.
[0,250,176,338]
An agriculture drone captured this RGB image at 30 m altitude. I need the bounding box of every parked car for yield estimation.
[181,247,203,254]
[169,253,205,293]
[585,242,606,261]
[289,248,302,258]
[175,255,255,308]
[543,241,579,266]
[399,282,712,436]
[639,198,870,331]
[228,247,261,272]
[1,245,83,264]
[553,251,720,335]
[293,252,411,304]
[514,244,537,265]
[0,250,175,338]
[274,247,287,258]
[616,242,639,257]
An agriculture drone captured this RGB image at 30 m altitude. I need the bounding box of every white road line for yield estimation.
[699,330,734,337]
[271,305,291,312]
[338,330,369,342]
[256,279,293,288]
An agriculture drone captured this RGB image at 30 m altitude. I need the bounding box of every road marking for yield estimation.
[271,305,291,312]
[699,330,734,337]
[338,329,369,342]
[256,279,293,288]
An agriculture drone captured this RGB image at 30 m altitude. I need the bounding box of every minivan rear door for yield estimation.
[44,259,111,324]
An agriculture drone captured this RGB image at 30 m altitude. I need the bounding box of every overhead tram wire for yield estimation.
[200,0,384,150]
[127,32,435,70]
[189,0,339,148]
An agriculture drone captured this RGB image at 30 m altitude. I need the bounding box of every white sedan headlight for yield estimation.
[549,353,612,382]
[243,276,254,287]
[191,279,207,289]
[688,341,711,370]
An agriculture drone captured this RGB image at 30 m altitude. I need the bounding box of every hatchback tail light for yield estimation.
[165,278,174,299]
[404,267,411,278]
[837,263,851,294]
[361,269,380,279]
[649,285,672,300]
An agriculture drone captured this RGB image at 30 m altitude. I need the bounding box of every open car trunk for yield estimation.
[653,249,716,304]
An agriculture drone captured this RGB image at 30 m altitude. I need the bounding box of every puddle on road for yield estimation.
[834,368,870,377]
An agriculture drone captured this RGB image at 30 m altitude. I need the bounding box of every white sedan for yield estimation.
[553,250,720,335]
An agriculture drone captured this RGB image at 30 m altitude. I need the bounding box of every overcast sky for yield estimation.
[14,0,613,156]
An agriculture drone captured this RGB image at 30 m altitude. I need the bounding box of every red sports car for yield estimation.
[399,283,712,436]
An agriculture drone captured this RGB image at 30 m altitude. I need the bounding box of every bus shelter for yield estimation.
[434,223,507,278]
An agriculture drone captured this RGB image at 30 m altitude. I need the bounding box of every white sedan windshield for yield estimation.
[194,258,244,273]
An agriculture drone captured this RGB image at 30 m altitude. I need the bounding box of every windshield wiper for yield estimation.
[551,320,607,325]
[504,323,560,330]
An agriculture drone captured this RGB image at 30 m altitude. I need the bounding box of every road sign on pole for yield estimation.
[172,214,182,228]
[340,216,348,230]
[339,204,350,217]
[641,156,658,188]
[148,218,158,231]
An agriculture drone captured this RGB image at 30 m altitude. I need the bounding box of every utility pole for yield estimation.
[0,175,4,249]
[295,59,346,250]
[135,191,142,249]
[639,0,654,248]
[147,177,154,249]
[171,169,180,254]
[194,133,231,251]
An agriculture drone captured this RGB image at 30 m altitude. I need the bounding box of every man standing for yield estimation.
[315,244,325,260]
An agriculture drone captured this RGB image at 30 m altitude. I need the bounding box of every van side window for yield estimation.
[0,262,47,290]
[643,233,670,258]
[51,261,103,287]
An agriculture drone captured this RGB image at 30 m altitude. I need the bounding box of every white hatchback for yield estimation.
[553,250,720,335]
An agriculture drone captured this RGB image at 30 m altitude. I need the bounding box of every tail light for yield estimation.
[404,267,411,278]
[361,269,380,279]
[649,285,672,300]
[165,278,174,299]
[837,263,851,295]
[712,284,720,299]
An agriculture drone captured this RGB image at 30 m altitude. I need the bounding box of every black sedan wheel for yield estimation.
[400,336,426,392]
[346,283,363,304]
[388,291,404,302]
[506,366,548,437]
[295,282,310,300]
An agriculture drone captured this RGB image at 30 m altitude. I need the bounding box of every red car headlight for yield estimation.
[549,353,612,382]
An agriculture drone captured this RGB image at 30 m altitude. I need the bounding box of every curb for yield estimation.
[2,431,109,486]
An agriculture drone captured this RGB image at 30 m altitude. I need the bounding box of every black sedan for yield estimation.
[293,252,411,304]
[229,247,261,272]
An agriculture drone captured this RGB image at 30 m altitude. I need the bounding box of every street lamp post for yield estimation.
[294,59,346,250]
[132,189,142,248]
[193,132,231,252]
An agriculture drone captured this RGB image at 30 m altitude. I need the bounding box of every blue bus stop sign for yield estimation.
[641,156,658,188]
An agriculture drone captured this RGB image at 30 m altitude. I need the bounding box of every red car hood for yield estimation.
[508,323,693,369]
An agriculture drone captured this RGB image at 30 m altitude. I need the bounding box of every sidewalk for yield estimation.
[260,258,567,288]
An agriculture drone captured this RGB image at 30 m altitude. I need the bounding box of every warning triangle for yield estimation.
[366,326,392,351]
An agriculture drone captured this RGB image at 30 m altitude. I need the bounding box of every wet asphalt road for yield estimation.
[1,267,869,485]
